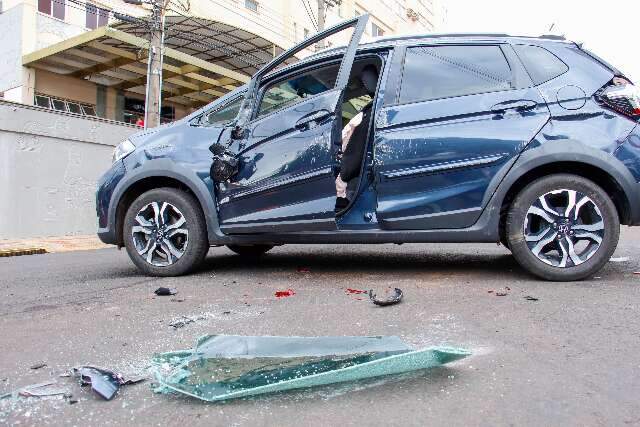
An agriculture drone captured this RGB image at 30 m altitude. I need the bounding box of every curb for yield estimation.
[0,248,48,257]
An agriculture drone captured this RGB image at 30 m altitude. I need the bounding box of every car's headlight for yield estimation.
[112,139,135,163]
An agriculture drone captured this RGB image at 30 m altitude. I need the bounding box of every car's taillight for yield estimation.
[595,76,640,120]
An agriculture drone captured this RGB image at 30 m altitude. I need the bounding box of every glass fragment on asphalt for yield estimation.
[151,335,470,402]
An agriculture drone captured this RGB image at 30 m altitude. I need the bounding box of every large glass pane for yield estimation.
[399,45,513,104]
[257,62,339,118]
[151,335,471,402]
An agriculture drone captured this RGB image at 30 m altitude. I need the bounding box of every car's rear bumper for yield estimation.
[615,124,640,225]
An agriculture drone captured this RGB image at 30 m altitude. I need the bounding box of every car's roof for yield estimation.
[307,32,572,61]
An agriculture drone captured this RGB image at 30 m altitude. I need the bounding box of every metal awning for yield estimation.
[22,20,296,108]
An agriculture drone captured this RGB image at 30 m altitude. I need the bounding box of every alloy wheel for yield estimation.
[131,201,189,267]
[524,189,604,268]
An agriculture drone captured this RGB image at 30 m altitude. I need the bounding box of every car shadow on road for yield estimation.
[198,247,530,279]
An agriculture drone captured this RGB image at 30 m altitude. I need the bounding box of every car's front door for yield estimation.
[215,15,368,233]
[374,43,550,230]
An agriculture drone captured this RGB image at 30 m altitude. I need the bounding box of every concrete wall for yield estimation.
[0,100,138,239]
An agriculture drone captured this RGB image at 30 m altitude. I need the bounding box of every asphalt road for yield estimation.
[1,228,640,426]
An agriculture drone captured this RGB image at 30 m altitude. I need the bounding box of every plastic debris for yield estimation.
[524,296,539,301]
[495,292,508,297]
[610,256,630,262]
[369,288,403,306]
[150,335,470,402]
[345,288,367,294]
[155,287,177,296]
[30,361,47,370]
[72,366,145,401]
[275,289,296,298]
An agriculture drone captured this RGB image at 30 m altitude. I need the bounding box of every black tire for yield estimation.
[506,174,619,281]
[226,244,274,257]
[123,188,209,276]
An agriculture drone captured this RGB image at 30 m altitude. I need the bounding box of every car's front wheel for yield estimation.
[123,188,209,276]
[506,174,619,281]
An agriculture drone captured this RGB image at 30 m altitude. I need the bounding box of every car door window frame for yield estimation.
[393,42,524,107]
[251,57,343,122]
[234,14,369,129]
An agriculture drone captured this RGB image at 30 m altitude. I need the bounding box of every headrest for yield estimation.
[360,65,379,96]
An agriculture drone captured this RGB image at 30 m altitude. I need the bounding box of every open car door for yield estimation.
[211,15,369,234]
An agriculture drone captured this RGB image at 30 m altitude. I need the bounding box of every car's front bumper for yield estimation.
[96,160,126,245]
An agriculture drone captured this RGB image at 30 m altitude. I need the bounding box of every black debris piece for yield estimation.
[524,296,539,301]
[155,287,177,296]
[72,366,146,401]
[495,292,508,297]
[30,361,47,370]
[369,288,403,306]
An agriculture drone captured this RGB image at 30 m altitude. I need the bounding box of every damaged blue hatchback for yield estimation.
[96,15,640,281]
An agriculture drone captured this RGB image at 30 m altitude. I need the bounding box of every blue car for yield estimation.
[96,15,640,281]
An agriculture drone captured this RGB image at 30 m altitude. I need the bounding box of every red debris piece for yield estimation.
[275,289,296,298]
[296,267,310,273]
[345,288,367,294]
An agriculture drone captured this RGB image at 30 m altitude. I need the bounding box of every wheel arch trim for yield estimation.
[107,159,222,246]
[489,140,640,225]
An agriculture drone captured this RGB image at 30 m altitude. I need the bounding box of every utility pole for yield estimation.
[144,0,166,129]
[124,0,166,129]
[315,0,341,51]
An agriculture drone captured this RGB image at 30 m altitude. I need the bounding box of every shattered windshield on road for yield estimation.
[151,335,470,402]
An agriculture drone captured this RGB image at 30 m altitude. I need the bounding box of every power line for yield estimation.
[301,0,318,31]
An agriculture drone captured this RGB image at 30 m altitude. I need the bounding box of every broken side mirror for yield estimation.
[209,127,239,183]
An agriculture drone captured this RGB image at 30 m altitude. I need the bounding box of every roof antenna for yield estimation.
[548,23,555,32]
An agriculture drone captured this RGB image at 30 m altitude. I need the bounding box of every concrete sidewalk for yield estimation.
[0,235,110,255]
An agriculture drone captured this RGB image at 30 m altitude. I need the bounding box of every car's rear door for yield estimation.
[215,15,368,233]
[374,43,550,230]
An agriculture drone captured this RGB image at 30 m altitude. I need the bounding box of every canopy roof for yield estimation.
[22,18,296,108]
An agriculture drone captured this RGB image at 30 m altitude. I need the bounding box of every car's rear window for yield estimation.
[513,44,568,85]
[398,45,513,104]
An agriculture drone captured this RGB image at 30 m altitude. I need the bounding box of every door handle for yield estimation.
[295,109,333,130]
[491,100,537,114]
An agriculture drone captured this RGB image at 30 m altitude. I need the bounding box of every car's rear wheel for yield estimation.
[123,188,209,276]
[226,244,274,257]
[506,174,619,281]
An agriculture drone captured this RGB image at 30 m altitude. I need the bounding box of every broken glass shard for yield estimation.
[151,335,470,402]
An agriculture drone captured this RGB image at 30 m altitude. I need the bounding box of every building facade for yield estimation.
[0,0,443,124]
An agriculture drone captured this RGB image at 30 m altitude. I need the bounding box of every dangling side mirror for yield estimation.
[209,127,239,183]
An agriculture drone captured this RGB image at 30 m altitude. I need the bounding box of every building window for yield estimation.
[86,3,109,29]
[244,0,258,12]
[38,0,65,20]
[371,22,384,37]
[34,94,97,116]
